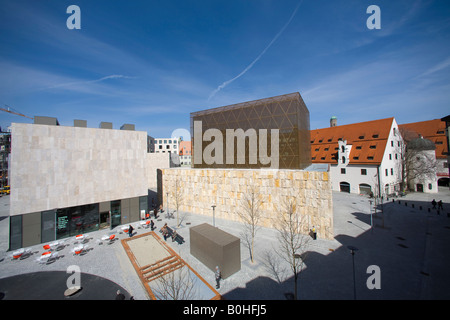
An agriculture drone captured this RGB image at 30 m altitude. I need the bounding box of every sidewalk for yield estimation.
[1,188,450,299]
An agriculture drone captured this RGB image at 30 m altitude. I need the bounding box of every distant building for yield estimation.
[179,140,191,167]
[398,119,449,189]
[153,137,179,154]
[0,128,11,189]
[310,117,403,197]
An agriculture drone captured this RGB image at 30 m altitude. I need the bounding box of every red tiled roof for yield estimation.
[310,118,394,165]
[398,119,447,159]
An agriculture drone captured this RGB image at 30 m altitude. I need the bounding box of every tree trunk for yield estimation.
[294,272,298,300]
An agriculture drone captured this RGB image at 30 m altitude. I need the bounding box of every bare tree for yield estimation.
[171,177,184,227]
[236,185,263,263]
[260,249,288,285]
[274,196,311,300]
[152,266,199,300]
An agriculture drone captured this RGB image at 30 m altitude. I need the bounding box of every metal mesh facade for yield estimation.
[190,92,311,169]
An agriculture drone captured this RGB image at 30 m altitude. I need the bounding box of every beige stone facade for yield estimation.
[10,123,149,216]
[162,168,333,239]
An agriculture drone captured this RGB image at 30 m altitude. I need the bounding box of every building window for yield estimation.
[391,141,394,147]
[429,183,433,190]
[159,145,162,149]
[341,168,346,174]
[389,154,392,160]
[385,169,388,176]
[342,156,346,163]
[361,169,367,175]
[391,168,394,175]
[395,154,398,160]
[341,146,345,153]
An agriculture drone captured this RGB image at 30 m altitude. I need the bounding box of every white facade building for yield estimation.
[153,137,179,154]
[312,117,403,197]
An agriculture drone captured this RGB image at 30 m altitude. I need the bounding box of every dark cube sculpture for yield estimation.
[190,223,240,279]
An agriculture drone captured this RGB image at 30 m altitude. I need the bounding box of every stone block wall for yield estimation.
[162,168,333,239]
[10,123,149,216]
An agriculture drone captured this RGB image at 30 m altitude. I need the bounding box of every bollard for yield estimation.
[412,204,415,208]
[405,202,407,206]
[420,206,422,210]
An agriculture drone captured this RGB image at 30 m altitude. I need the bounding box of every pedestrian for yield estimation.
[438,200,443,210]
[150,220,155,231]
[128,225,134,238]
[431,199,437,209]
[215,266,221,289]
[161,223,168,240]
[312,226,317,240]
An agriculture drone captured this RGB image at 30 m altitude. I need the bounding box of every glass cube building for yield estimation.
[190,92,311,169]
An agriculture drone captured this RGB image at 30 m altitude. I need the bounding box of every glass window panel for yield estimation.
[111,200,121,229]
[9,215,22,250]
[41,210,56,243]
[56,208,70,240]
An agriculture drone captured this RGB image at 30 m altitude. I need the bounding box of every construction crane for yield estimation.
[0,105,34,120]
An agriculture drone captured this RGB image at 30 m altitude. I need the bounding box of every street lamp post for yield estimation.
[211,205,216,227]
[166,192,169,218]
[369,200,373,230]
[347,245,358,300]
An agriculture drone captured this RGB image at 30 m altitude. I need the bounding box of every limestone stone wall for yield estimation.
[162,168,333,240]
[10,123,149,216]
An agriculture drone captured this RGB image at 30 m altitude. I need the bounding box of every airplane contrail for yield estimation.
[208,0,303,101]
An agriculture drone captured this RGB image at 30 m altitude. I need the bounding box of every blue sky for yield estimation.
[1,0,449,138]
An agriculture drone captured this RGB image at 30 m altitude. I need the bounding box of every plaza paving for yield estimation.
[1,188,450,300]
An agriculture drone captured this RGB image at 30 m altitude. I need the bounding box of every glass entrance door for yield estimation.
[110,200,121,229]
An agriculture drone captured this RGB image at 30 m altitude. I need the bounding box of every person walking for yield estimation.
[215,266,221,289]
[128,225,134,238]
[432,199,437,209]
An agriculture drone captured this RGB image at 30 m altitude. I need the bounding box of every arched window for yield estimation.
[340,182,350,193]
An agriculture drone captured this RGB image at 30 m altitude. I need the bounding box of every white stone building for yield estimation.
[311,117,403,197]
